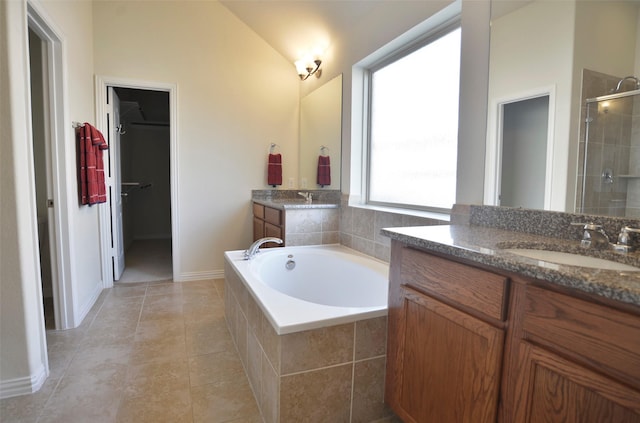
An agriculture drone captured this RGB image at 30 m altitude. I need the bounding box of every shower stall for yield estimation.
[580,75,640,218]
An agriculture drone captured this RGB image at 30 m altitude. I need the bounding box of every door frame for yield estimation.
[27,2,74,330]
[95,76,179,288]
[484,86,556,210]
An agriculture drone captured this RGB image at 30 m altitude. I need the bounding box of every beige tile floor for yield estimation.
[118,240,173,283]
[0,279,263,423]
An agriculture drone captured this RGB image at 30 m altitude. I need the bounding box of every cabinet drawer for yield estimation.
[400,247,508,321]
[264,206,282,225]
[253,203,264,219]
[523,285,640,389]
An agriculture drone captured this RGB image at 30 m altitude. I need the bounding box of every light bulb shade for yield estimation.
[294,57,322,81]
[295,60,308,75]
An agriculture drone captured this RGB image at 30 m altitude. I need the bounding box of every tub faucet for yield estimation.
[298,191,312,204]
[244,237,283,260]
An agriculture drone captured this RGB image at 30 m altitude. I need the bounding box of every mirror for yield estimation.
[486,0,640,218]
[299,74,342,190]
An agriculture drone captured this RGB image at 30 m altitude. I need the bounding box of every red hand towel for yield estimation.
[78,123,109,205]
[317,155,331,187]
[268,153,282,187]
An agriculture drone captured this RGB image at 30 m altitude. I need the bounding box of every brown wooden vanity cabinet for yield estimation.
[386,239,640,423]
[252,202,284,246]
[386,242,508,423]
[502,282,640,422]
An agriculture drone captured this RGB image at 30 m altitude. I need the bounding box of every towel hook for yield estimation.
[269,143,280,154]
[320,145,330,155]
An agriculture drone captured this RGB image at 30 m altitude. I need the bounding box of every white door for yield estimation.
[107,87,125,280]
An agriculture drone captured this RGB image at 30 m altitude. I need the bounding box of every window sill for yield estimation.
[346,199,451,223]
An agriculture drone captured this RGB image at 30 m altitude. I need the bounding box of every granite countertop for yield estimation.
[382,224,640,307]
[253,198,340,210]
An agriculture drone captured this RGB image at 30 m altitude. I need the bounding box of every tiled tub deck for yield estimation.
[224,261,394,423]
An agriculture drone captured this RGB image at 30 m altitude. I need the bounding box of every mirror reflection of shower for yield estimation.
[579,72,640,218]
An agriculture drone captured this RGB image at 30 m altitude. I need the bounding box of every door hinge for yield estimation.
[47,199,54,208]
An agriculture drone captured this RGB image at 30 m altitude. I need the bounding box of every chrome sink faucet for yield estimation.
[298,191,312,204]
[244,237,283,260]
[572,222,610,249]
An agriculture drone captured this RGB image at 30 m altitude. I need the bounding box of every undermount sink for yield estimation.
[503,249,640,272]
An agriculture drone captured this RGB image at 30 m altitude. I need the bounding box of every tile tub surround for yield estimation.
[224,262,395,423]
[339,195,449,262]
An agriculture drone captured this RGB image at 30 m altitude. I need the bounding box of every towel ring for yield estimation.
[269,143,280,154]
[320,145,330,155]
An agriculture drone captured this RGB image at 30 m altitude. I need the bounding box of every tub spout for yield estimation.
[244,237,283,260]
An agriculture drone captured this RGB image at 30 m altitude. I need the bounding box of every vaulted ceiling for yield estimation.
[219,0,533,68]
[219,1,419,65]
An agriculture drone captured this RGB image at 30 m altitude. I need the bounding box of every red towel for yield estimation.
[268,153,282,186]
[78,123,109,205]
[317,155,331,187]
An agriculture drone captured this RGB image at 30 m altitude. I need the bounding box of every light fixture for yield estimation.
[295,57,322,81]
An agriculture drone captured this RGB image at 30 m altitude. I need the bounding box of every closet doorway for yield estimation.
[499,95,550,209]
[28,26,57,328]
[107,86,173,284]
[484,89,555,210]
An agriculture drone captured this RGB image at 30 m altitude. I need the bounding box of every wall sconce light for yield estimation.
[295,57,322,81]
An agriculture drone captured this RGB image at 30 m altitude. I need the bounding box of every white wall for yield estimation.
[487,0,575,211]
[92,1,300,278]
[1,0,49,398]
[37,0,105,325]
[1,0,109,397]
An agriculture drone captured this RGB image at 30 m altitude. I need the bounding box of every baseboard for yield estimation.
[75,281,103,326]
[0,362,47,399]
[176,269,224,282]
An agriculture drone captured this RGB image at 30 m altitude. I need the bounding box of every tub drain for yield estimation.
[285,259,296,270]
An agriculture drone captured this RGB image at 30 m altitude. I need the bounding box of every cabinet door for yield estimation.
[264,223,283,245]
[264,206,282,225]
[253,216,264,241]
[386,286,504,423]
[519,343,640,422]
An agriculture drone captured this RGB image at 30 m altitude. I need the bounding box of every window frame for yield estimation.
[364,19,462,214]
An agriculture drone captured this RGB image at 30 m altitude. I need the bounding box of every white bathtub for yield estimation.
[224,244,389,334]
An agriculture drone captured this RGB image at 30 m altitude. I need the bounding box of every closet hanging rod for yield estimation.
[129,121,170,127]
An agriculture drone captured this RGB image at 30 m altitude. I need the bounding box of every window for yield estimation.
[367,25,461,212]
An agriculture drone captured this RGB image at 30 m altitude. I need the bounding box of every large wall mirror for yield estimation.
[299,74,342,190]
[486,0,640,218]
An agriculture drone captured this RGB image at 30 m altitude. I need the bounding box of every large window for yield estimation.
[367,25,461,212]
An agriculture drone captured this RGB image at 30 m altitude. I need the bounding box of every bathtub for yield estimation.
[223,244,389,334]
[224,244,391,422]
